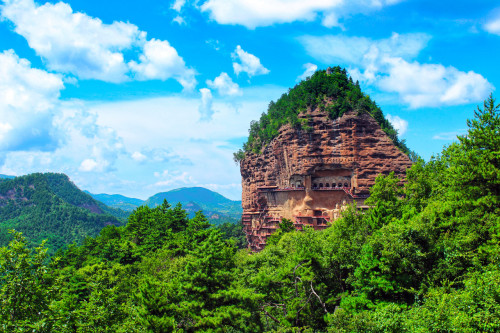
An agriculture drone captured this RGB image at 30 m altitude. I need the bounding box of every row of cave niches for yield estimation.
[312,182,350,189]
[281,183,351,190]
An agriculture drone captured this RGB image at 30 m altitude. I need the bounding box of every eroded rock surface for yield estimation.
[240,109,412,251]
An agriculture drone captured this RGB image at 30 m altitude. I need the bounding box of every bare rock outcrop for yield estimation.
[240,109,412,251]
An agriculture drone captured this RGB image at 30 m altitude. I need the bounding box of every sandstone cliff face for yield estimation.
[240,109,412,251]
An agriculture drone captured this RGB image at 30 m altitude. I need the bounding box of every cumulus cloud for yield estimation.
[2,102,125,175]
[300,33,493,108]
[199,0,404,28]
[297,63,318,81]
[1,0,142,82]
[386,114,408,136]
[171,0,187,25]
[79,159,99,172]
[171,0,185,12]
[484,10,500,35]
[300,33,430,66]
[1,0,195,87]
[0,49,124,175]
[131,151,147,162]
[54,104,125,173]
[172,15,186,25]
[206,72,242,96]
[0,123,13,141]
[198,88,214,121]
[378,58,492,108]
[232,45,269,77]
[0,49,63,151]
[128,39,196,89]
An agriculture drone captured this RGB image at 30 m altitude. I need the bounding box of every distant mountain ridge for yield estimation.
[0,174,15,183]
[0,173,126,254]
[84,191,144,212]
[144,187,242,224]
[87,186,242,225]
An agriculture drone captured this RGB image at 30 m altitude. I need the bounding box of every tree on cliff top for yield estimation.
[234,67,409,161]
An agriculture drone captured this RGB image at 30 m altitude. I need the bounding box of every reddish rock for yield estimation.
[240,109,412,251]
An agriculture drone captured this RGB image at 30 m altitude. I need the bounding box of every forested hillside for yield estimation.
[144,187,242,225]
[0,173,126,254]
[234,67,410,161]
[0,96,498,331]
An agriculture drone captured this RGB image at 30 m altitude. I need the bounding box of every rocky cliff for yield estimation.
[241,108,412,209]
[240,107,412,251]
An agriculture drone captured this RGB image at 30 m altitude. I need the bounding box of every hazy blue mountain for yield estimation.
[0,173,126,254]
[144,187,242,224]
[0,174,15,184]
[85,191,144,212]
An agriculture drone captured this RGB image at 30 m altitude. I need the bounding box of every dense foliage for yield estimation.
[235,67,410,160]
[0,96,499,331]
[0,173,125,255]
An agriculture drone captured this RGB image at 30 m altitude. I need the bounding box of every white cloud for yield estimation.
[1,0,142,82]
[172,15,186,25]
[300,33,430,66]
[378,58,492,108]
[0,49,63,151]
[0,122,13,141]
[199,0,404,28]
[1,101,125,175]
[79,159,99,172]
[128,39,196,89]
[133,148,188,164]
[171,0,186,12]
[386,114,408,136]
[484,10,500,35]
[297,63,318,81]
[198,88,214,121]
[53,104,125,173]
[206,72,242,96]
[153,170,194,187]
[300,33,493,108]
[0,49,63,112]
[432,130,465,141]
[0,49,125,178]
[132,151,147,162]
[232,45,269,77]
[1,0,195,88]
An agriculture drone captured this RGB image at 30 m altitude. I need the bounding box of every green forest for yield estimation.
[0,173,126,255]
[0,95,498,332]
[234,67,411,162]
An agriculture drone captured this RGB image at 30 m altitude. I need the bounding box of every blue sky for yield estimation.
[0,0,499,200]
